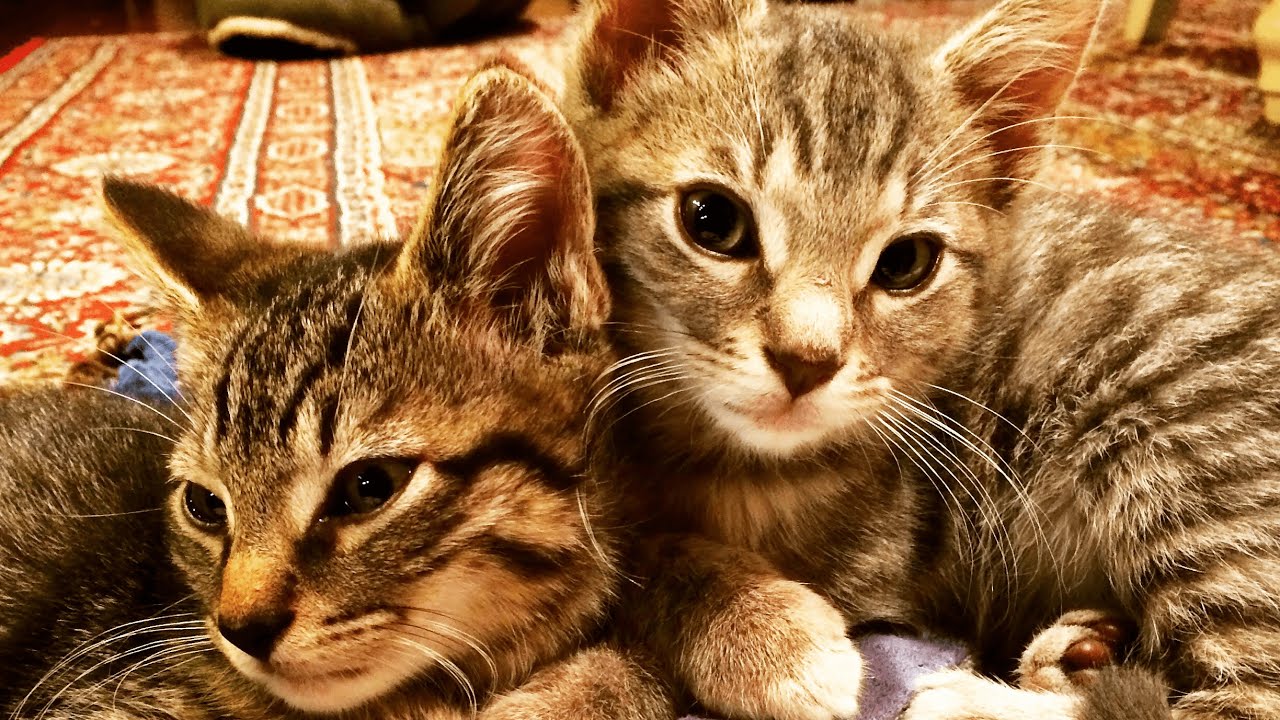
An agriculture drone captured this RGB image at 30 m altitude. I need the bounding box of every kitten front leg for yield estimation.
[623,533,862,720]
[479,644,674,720]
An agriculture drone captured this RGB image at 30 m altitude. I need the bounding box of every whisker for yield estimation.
[106,644,213,711]
[392,617,498,681]
[32,636,208,720]
[35,325,191,424]
[575,487,613,581]
[882,402,1017,588]
[922,382,1041,450]
[336,250,380,433]
[61,382,187,432]
[919,200,1006,217]
[390,636,478,712]
[891,389,1059,596]
[96,301,186,403]
[86,425,179,446]
[13,613,202,718]
[926,142,1109,188]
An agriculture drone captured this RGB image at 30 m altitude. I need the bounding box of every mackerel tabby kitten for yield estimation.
[564,0,1280,718]
[0,67,669,720]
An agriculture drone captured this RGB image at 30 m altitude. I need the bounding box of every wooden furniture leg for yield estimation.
[1259,0,1280,124]
[1125,0,1180,45]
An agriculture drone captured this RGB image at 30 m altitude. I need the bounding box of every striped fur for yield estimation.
[564,0,1280,717]
[0,67,670,720]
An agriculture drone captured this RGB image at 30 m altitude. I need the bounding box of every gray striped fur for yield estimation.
[564,0,1280,717]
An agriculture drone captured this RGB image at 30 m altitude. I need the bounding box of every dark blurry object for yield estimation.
[197,0,534,58]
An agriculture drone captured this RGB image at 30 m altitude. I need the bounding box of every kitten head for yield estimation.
[565,0,1098,459]
[103,64,609,713]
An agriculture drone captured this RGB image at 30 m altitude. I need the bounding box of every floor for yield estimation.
[0,0,574,57]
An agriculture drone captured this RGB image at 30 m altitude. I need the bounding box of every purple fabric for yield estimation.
[680,633,969,720]
[110,330,180,403]
[854,634,969,719]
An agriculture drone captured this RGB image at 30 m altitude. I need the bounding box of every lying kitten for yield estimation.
[562,0,1269,717]
[1,65,668,720]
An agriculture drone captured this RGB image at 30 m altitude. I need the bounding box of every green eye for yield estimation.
[678,188,758,258]
[325,459,416,519]
[184,482,228,529]
[872,233,942,292]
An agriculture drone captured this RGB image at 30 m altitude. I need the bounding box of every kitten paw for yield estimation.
[1017,609,1136,693]
[902,668,1081,720]
[684,580,861,720]
[763,633,864,720]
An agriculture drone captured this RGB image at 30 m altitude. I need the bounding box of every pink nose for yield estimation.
[764,347,843,398]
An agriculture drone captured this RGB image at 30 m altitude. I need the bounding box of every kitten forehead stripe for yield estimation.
[481,534,578,578]
[436,432,581,493]
[278,294,365,443]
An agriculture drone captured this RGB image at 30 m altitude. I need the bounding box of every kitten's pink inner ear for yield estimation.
[584,0,680,109]
[942,1,1100,204]
[493,143,573,285]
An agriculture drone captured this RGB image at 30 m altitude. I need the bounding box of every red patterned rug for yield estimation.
[1,0,1277,384]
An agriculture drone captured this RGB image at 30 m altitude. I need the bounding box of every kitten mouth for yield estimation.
[731,396,818,426]
[707,392,842,456]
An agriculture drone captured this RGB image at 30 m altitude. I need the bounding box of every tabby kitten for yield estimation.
[562,0,1277,718]
[1,66,668,720]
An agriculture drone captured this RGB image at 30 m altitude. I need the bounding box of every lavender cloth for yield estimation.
[680,633,969,720]
[109,330,180,403]
[107,334,970,718]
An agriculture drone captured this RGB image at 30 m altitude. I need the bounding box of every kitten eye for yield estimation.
[678,188,757,258]
[325,459,416,519]
[183,483,228,529]
[872,233,942,292]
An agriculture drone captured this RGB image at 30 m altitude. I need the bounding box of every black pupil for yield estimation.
[328,460,412,518]
[685,192,743,252]
[350,468,394,511]
[875,236,936,290]
[185,484,226,526]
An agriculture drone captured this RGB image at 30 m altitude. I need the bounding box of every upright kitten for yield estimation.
[563,0,1277,718]
[1,66,667,720]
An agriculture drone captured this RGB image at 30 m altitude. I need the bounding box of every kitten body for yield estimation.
[564,0,1275,718]
[1,66,669,720]
[0,389,204,717]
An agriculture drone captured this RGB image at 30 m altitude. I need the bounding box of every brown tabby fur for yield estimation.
[0,66,670,720]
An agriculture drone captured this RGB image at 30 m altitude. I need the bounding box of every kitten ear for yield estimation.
[931,0,1101,203]
[399,63,608,343]
[571,0,766,109]
[102,178,308,318]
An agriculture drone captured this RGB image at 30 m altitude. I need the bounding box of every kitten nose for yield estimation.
[765,347,843,398]
[218,609,295,661]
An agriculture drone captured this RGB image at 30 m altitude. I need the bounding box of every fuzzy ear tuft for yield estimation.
[400,63,607,345]
[102,178,296,315]
[932,0,1101,204]
[570,0,765,110]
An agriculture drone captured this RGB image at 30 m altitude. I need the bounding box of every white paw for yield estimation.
[901,668,1081,720]
[685,581,862,720]
[762,634,863,720]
